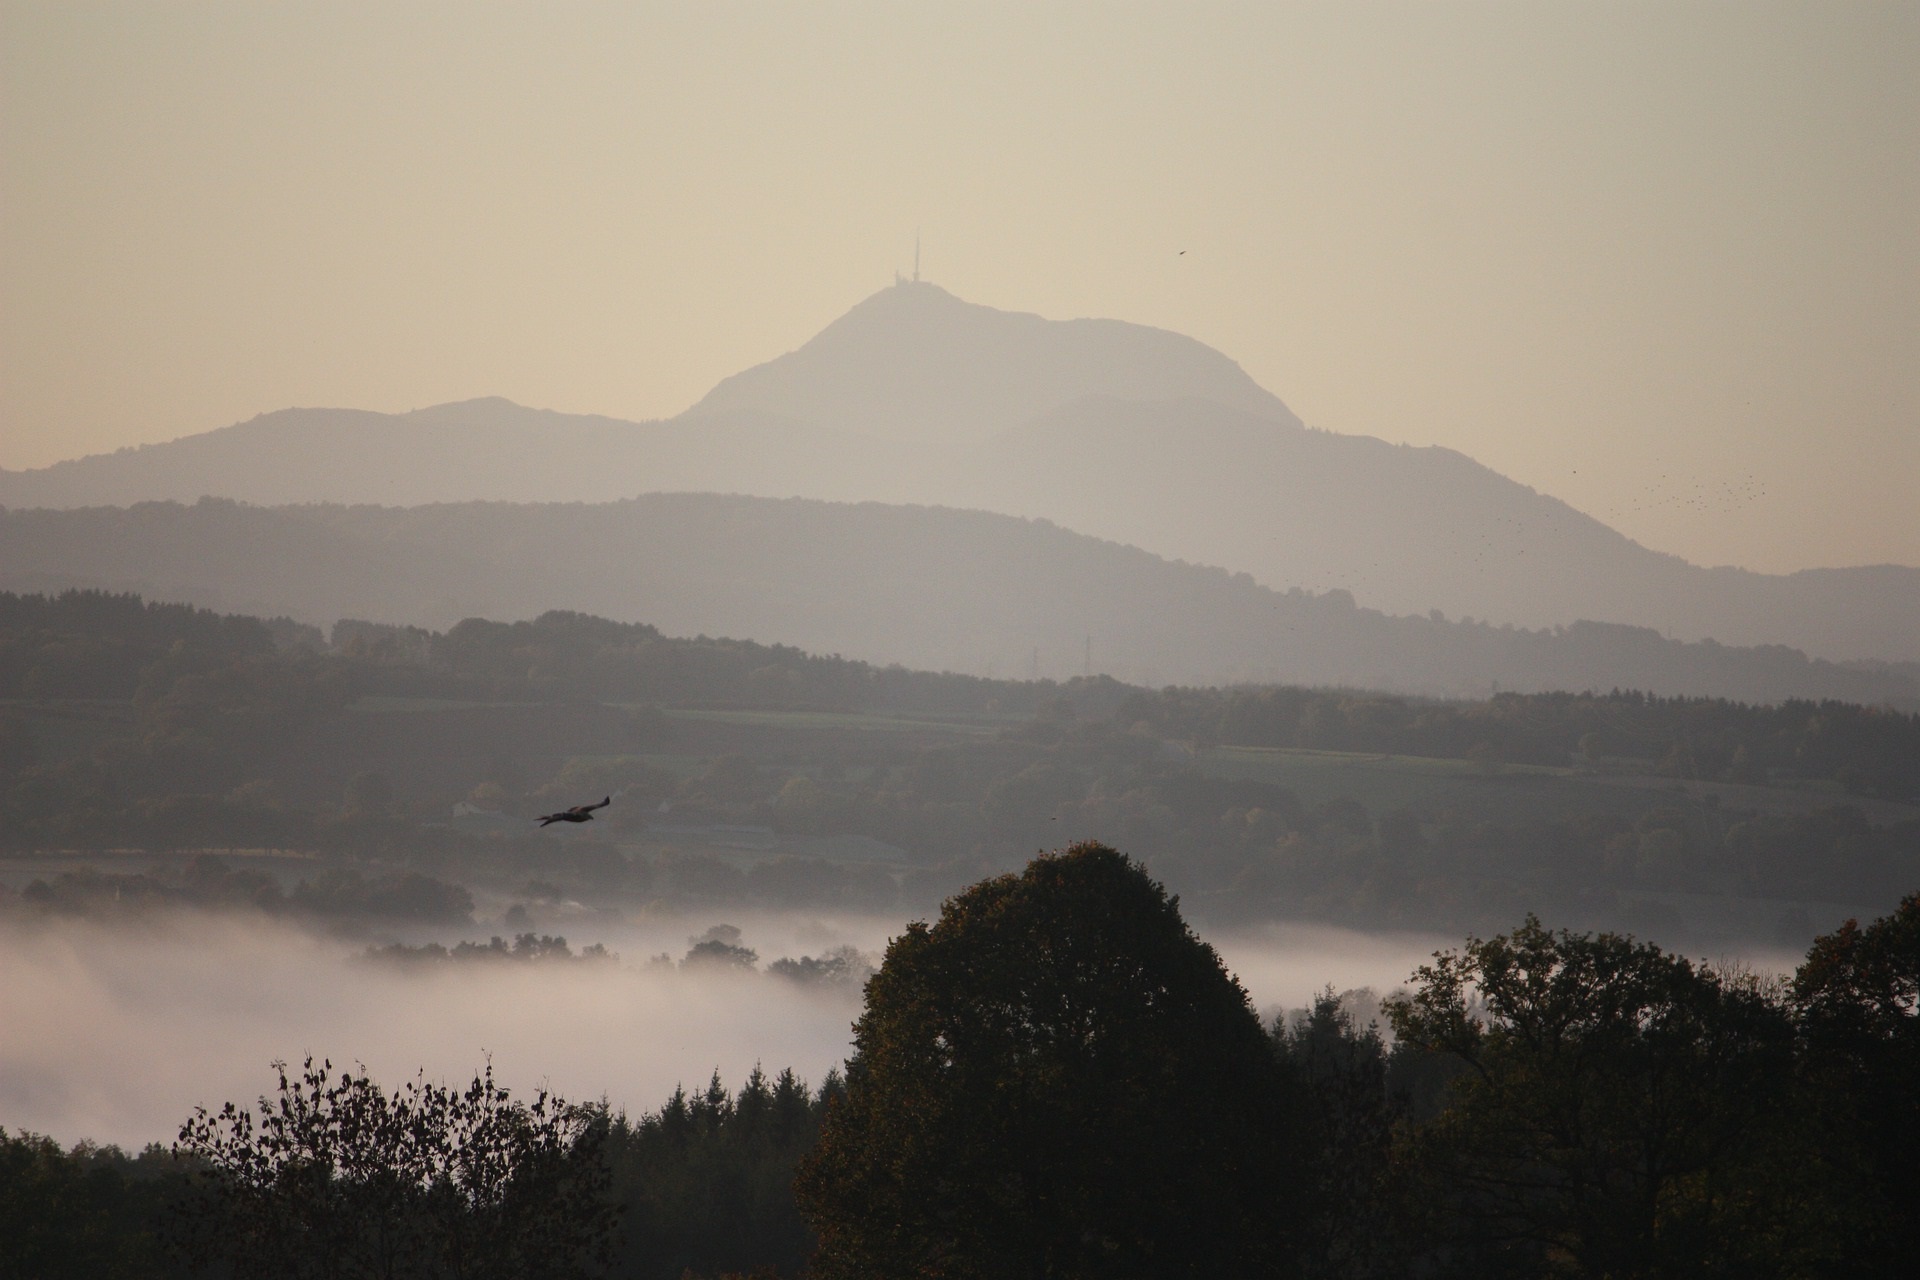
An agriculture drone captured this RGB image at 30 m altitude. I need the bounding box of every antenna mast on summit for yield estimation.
[914,230,921,282]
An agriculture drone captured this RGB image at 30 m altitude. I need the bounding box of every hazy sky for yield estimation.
[3,2,1914,574]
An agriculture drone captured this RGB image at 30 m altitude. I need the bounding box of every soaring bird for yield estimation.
[537,797,610,827]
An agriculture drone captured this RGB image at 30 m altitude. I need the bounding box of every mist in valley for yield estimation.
[0,907,875,1150]
[2,897,1817,1153]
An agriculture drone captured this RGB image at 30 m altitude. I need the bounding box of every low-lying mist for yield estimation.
[1,910,1806,1150]
[1,909,886,1150]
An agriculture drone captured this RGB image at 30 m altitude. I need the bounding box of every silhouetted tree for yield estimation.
[172,1057,614,1280]
[607,1066,835,1280]
[1272,990,1408,1278]
[0,1131,189,1279]
[1792,892,1920,1276]
[1386,918,1817,1278]
[796,842,1308,1279]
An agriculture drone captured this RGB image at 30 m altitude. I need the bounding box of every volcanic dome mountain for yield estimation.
[683,280,1297,446]
[3,280,1914,663]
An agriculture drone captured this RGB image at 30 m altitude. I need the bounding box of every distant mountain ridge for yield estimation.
[0,398,921,509]
[2,495,1914,708]
[3,281,1914,662]
[684,281,1298,445]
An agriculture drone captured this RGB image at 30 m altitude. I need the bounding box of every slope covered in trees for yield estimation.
[4,591,1916,942]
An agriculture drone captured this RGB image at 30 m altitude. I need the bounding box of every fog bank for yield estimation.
[1,911,1803,1149]
[0,911,881,1150]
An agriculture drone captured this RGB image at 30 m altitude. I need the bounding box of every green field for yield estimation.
[351,695,551,713]
[1199,743,1678,823]
[655,706,1019,735]
[1193,742,1920,826]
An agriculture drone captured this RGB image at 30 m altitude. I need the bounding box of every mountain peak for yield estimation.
[406,395,528,417]
[682,282,1299,446]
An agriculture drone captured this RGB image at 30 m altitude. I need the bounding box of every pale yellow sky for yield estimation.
[3,1,1914,573]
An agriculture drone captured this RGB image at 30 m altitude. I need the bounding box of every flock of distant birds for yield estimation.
[1604,473,1768,520]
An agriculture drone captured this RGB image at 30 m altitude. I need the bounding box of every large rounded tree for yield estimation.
[796,843,1305,1279]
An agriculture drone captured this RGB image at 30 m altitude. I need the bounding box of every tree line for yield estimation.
[4,590,1916,938]
[6,591,1916,793]
[1122,683,1920,799]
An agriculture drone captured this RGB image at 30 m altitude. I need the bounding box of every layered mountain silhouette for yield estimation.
[4,495,1914,706]
[3,281,1914,663]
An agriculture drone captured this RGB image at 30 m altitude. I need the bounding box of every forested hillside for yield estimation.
[4,591,1915,944]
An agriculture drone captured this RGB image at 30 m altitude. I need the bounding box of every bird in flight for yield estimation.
[537,797,610,827]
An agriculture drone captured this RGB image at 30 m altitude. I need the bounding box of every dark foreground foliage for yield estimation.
[2,1063,840,1280]
[1385,922,1812,1277]
[607,1065,840,1280]
[0,1132,191,1279]
[5,854,1916,1279]
[172,1058,615,1280]
[1791,893,1920,1275]
[797,843,1308,1279]
[1279,898,1920,1280]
